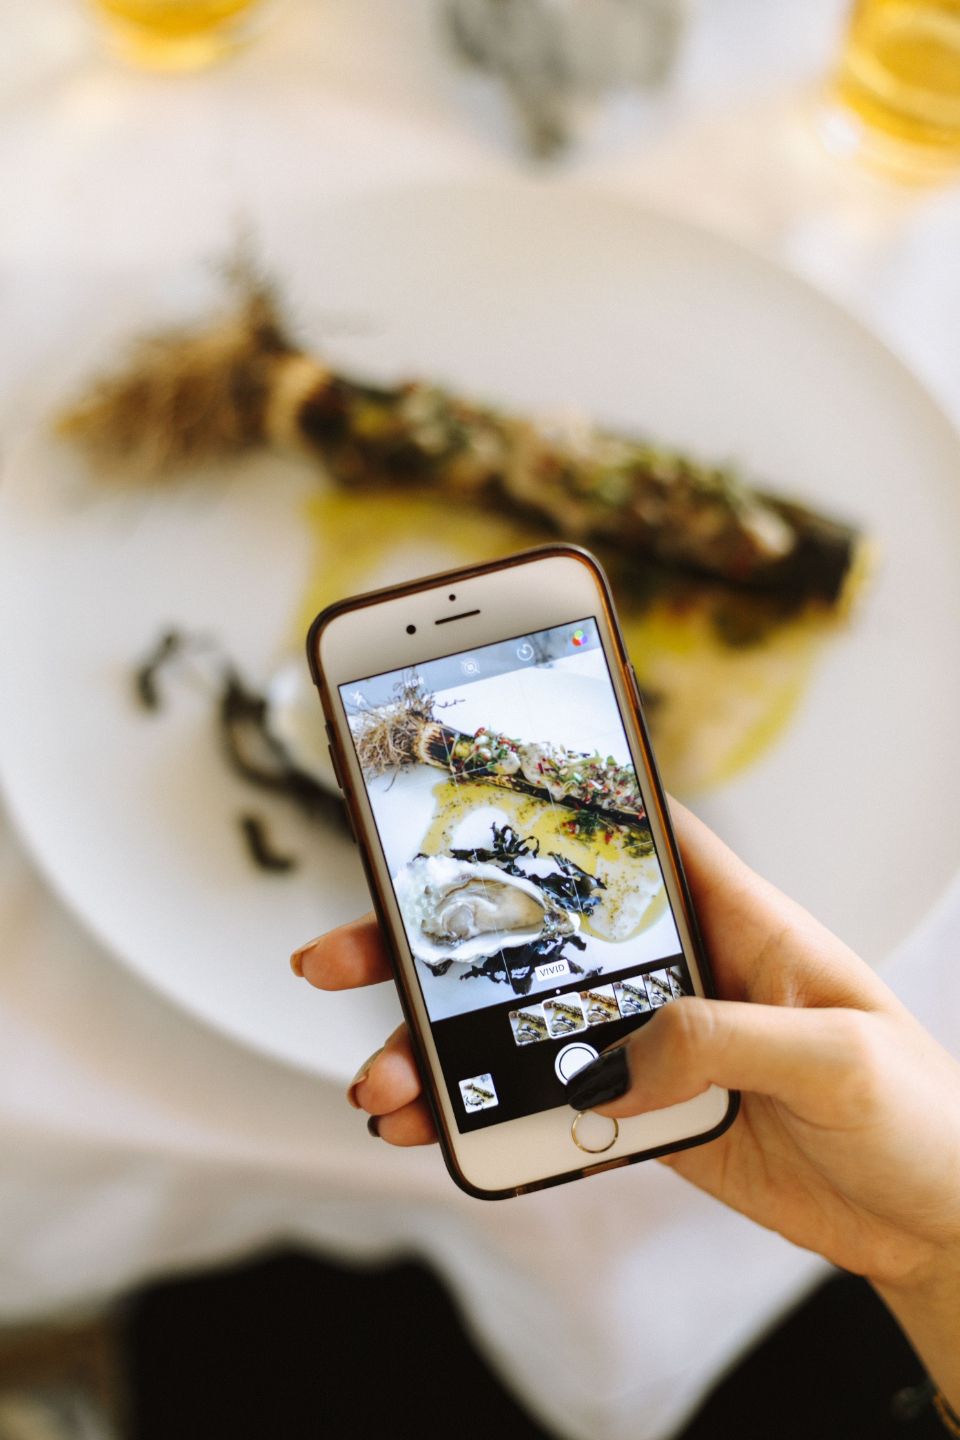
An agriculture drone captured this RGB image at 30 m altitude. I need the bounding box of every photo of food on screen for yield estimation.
[339,618,683,1024]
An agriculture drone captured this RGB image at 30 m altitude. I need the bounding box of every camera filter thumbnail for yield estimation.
[509,1005,549,1046]
[579,986,619,1026]
[459,1073,499,1112]
[613,976,652,1017]
[542,995,586,1038]
[667,964,689,998]
[644,970,674,1007]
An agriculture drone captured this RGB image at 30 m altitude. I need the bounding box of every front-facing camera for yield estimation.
[406,624,417,635]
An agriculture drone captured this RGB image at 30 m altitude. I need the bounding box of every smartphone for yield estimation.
[308,545,738,1198]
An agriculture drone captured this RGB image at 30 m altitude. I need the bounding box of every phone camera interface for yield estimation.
[340,618,693,1134]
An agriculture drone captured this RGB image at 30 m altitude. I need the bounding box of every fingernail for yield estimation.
[346,1047,383,1109]
[366,1115,381,1138]
[289,938,318,978]
[567,1045,629,1111]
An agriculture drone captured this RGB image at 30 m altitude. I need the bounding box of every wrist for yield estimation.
[876,1242,960,1418]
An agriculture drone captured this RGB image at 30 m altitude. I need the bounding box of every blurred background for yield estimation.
[1,2,960,1437]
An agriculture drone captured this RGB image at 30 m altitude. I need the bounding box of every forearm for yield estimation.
[876,1251,960,1419]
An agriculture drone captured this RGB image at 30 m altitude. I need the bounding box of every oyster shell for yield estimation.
[394,854,578,966]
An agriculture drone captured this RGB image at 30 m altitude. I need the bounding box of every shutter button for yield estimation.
[554,1041,598,1084]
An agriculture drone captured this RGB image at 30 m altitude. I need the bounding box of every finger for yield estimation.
[668,801,895,1011]
[668,802,817,994]
[350,1024,422,1116]
[292,914,393,990]
[374,1098,438,1147]
[669,801,764,925]
[566,996,870,1126]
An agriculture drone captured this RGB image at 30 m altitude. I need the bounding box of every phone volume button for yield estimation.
[327,743,345,792]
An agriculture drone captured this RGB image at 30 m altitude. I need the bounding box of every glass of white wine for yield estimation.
[89,0,275,70]
[825,0,960,180]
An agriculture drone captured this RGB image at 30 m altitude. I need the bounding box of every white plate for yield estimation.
[1,180,959,1081]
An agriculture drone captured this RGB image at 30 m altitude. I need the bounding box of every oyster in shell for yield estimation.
[394,854,578,966]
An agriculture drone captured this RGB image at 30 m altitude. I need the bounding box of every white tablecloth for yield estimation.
[2,3,960,1437]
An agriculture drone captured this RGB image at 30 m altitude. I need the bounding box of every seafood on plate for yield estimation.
[352,678,651,841]
[394,853,579,971]
[59,272,864,612]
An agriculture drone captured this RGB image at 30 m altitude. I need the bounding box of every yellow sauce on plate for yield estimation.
[418,779,667,945]
[300,491,833,795]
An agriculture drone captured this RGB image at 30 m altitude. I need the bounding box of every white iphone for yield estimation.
[308,545,737,1198]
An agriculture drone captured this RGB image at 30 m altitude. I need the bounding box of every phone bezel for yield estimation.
[309,545,739,1199]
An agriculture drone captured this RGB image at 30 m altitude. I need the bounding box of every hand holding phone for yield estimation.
[300,545,960,1409]
[295,804,960,1366]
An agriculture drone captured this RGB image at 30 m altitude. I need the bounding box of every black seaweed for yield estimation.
[422,958,455,978]
[134,628,350,873]
[449,826,604,916]
[239,813,297,873]
[540,852,606,914]
[433,824,604,994]
[134,629,197,710]
[459,932,600,996]
[218,670,339,821]
[447,823,533,875]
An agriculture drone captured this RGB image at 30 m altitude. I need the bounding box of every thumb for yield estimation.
[566,997,857,1122]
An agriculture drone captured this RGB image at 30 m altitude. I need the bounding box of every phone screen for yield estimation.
[339,617,692,1133]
